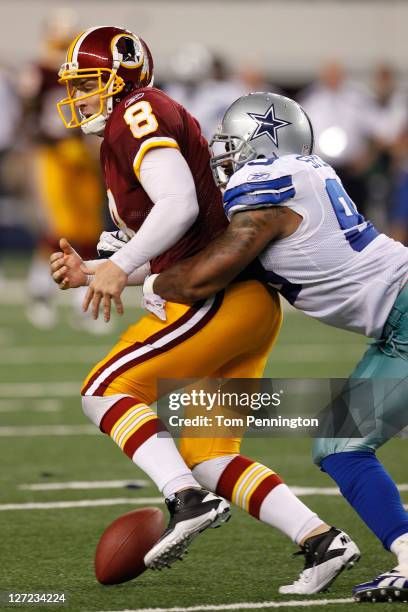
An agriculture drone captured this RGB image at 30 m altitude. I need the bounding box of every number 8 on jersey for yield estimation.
[124,101,158,139]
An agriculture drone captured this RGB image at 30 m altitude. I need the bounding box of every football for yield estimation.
[95,507,165,585]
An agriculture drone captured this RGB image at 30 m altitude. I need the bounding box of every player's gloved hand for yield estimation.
[97,230,130,258]
[142,274,167,321]
[50,238,94,289]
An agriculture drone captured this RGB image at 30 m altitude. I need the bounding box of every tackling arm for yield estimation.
[153,206,288,303]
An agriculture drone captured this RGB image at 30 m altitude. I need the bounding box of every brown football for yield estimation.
[95,507,165,585]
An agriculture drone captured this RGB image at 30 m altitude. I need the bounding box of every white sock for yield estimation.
[193,454,324,544]
[391,533,408,576]
[132,434,201,497]
[259,483,324,544]
[82,394,200,496]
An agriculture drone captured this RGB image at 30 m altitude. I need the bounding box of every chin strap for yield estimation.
[80,113,107,136]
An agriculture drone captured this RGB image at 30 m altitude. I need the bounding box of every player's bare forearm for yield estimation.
[154,207,285,302]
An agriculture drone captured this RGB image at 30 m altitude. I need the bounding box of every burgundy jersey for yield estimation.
[101,87,227,273]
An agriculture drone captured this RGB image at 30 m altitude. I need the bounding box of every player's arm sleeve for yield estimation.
[85,259,151,286]
[110,147,199,275]
[223,174,296,220]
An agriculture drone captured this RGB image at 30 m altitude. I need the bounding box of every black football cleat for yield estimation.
[144,488,230,570]
[353,569,408,602]
[279,527,361,594]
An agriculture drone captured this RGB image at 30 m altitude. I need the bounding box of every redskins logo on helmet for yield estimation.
[57,26,154,135]
[114,35,143,68]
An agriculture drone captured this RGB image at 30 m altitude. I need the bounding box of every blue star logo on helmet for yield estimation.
[247,104,292,147]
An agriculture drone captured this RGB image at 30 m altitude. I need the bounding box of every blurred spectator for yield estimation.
[300,61,375,215]
[364,64,408,232]
[238,64,280,96]
[388,130,408,245]
[0,64,22,262]
[369,63,408,147]
[0,65,21,177]
[20,11,105,331]
[164,44,246,139]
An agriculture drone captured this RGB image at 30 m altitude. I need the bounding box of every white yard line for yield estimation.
[0,346,109,364]
[291,484,408,496]
[0,328,15,345]
[0,280,142,305]
[96,599,354,612]
[0,399,62,413]
[0,425,97,436]
[2,491,407,512]
[0,280,26,304]
[0,498,163,511]
[291,486,341,496]
[16,481,408,495]
[19,479,148,491]
[0,344,364,365]
[0,382,80,397]
[275,344,365,362]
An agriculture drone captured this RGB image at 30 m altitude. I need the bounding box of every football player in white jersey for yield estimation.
[141,93,408,603]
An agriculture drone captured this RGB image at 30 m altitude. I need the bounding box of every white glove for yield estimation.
[142,274,167,321]
[97,230,130,258]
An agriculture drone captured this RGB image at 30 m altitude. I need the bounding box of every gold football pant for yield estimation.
[82,280,282,468]
[33,138,103,245]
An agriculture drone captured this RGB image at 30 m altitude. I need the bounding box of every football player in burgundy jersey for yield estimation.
[20,17,103,331]
[49,27,359,591]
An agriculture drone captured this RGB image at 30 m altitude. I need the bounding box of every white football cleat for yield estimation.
[279,527,360,595]
[144,488,230,570]
[353,569,408,602]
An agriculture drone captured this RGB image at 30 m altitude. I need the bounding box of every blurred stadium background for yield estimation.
[0,1,407,611]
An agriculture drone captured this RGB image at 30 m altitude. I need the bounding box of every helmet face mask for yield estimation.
[57,66,125,130]
[209,92,314,188]
[57,27,154,135]
[209,133,258,188]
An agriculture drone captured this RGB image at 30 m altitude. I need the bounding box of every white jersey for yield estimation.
[223,154,408,338]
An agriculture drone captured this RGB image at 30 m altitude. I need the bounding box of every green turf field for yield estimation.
[0,263,407,612]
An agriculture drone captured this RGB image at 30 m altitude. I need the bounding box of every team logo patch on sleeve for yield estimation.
[223,174,296,218]
[246,172,271,182]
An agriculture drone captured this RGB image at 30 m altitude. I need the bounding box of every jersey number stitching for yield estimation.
[124,101,158,139]
[325,178,378,252]
[325,178,363,230]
